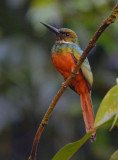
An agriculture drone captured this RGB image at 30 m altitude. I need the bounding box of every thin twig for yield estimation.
[28,3,118,160]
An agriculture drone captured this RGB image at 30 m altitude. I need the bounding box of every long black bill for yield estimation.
[40,21,59,34]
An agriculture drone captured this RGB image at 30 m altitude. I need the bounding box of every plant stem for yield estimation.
[28,3,118,160]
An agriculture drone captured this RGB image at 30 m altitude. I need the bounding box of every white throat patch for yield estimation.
[56,40,73,44]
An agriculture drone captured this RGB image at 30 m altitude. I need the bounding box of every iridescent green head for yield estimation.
[40,22,78,44]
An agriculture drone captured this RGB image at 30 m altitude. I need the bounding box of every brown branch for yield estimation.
[28,3,118,160]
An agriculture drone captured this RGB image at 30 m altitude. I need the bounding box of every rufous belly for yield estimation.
[52,52,89,94]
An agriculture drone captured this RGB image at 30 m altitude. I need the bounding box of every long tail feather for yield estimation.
[80,92,96,142]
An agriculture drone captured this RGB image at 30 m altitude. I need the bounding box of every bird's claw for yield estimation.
[71,69,79,75]
[71,71,79,75]
[62,82,69,89]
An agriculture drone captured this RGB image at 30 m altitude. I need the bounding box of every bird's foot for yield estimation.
[71,71,79,75]
[62,82,69,89]
[71,69,79,76]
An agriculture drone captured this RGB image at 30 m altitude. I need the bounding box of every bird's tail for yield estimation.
[80,92,96,142]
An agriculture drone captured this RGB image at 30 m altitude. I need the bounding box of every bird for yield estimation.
[40,22,96,142]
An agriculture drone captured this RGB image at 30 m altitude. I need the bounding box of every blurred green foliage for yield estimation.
[0,0,118,160]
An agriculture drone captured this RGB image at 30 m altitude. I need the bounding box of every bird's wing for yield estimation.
[72,45,93,90]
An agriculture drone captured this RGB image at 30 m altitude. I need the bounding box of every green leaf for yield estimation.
[52,131,92,160]
[94,84,118,129]
[110,150,118,160]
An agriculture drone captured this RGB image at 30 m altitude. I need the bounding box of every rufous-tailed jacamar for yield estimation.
[41,22,96,142]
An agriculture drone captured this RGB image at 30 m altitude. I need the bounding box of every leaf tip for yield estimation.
[116,78,118,85]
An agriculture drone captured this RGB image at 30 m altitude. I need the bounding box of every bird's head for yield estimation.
[40,22,78,44]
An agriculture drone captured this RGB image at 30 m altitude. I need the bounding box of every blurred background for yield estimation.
[0,0,118,160]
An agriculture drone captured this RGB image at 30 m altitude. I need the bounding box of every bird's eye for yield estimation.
[66,33,70,37]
